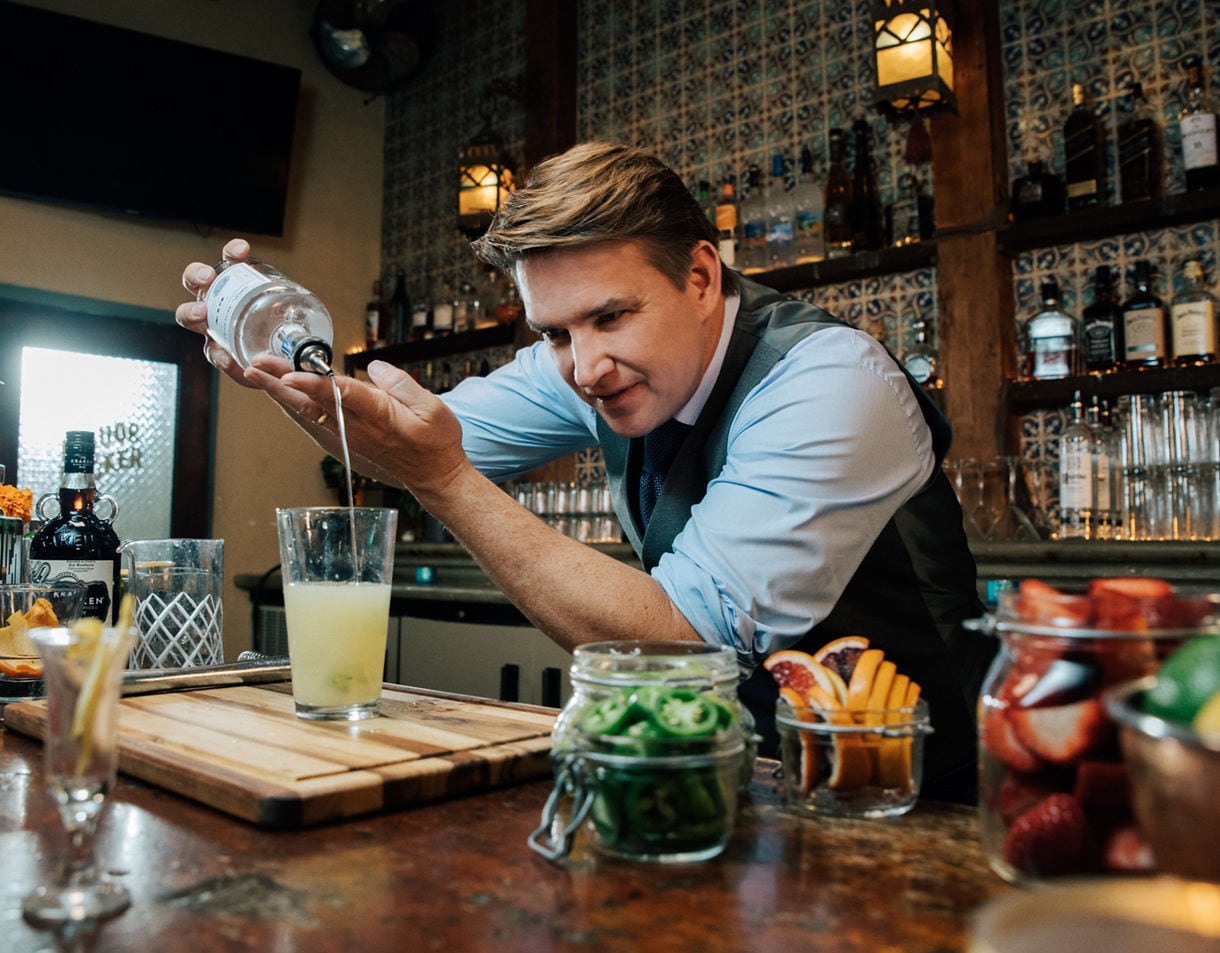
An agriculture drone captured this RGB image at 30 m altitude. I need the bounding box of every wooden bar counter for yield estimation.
[2,699,1011,953]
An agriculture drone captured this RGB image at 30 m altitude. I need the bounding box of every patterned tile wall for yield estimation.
[1000,0,1220,459]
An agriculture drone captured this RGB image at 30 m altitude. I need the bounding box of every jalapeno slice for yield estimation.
[578,693,634,735]
[649,688,720,738]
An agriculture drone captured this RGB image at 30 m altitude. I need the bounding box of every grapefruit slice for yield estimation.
[846,648,885,710]
[779,687,821,795]
[877,675,922,791]
[764,649,848,707]
[814,635,870,685]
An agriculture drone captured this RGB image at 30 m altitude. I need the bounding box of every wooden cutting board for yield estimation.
[4,683,555,829]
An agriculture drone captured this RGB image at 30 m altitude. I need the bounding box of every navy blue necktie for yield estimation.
[639,419,691,528]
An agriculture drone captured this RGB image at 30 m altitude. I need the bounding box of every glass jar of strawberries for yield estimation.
[978,578,1219,883]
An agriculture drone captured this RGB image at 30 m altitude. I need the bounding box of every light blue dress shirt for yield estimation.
[442,315,935,673]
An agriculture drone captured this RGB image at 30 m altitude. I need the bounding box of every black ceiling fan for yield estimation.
[311,0,435,93]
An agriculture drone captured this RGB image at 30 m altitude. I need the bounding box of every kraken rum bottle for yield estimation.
[28,431,122,623]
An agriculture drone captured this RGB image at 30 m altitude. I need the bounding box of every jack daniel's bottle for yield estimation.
[28,431,122,623]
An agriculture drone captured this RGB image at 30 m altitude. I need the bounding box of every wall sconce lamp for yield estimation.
[872,1,957,116]
[458,123,515,237]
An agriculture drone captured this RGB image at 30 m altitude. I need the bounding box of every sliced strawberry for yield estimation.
[1102,824,1156,872]
[997,771,1061,826]
[1009,653,1101,708]
[981,706,1041,773]
[1002,793,1089,876]
[1072,760,1131,812]
[1008,698,1110,765]
[1013,579,1093,628]
[1089,577,1178,631]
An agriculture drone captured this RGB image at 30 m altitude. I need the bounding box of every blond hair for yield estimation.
[472,141,738,295]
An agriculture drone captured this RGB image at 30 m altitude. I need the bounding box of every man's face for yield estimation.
[515,241,723,439]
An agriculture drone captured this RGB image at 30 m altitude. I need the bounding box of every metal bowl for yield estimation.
[1103,677,1220,882]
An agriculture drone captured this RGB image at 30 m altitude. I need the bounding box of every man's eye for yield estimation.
[595,311,623,327]
[541,328,569,344]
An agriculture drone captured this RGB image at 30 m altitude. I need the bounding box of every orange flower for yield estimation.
[0,485,34,522]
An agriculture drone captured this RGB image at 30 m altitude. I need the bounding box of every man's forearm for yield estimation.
[416,465,701,652]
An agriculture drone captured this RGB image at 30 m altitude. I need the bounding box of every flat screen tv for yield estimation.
[0,2,301,237]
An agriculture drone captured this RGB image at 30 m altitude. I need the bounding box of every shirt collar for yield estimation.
[673,293,739,426]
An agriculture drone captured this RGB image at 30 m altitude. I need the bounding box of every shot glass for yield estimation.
[776,697,931,818]
[122,539,224,670]
[0,583,87,705]
[275,507,397,721]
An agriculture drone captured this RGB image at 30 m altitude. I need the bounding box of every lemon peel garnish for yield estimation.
[70,596,134,777]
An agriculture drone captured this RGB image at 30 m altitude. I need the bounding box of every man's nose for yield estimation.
[570,334,613,390]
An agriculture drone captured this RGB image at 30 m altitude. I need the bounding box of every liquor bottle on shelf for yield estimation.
[390,269,411,344]
[431,282,455,337]
[697,180,714,225]
[1180,55,1219,191]
[1063,82,1107,211]
[902,319,943,408]
[1170,259,1218,366]
[823,128,854,258]
[28,431,122,623]
[765,152,795,268]
[790,147,825,264]
[1087,396,1117,541]
[738,166,768,273]
[458,280,482,333]
[714,175,738,268]
[1021,277,1082,381]
[1058,391,1094,540]
[409,300,430,340]
[1117,81,1162,203]
[204,258,334,374]
[1009,158,1065,221]
[1121,260,1168,368]
[1081,265,1122,372]
[849,119,884,251]
[364,279,387,350]
[889,172,922,246]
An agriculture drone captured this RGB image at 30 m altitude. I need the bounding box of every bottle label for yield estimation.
[1083,318,1116,363]
[27,557,115,623]
[1094,452,1112,510]
[1059,448,1093,511]
[1171,300,1217,356]
[205,262,273,349]
[714,204,737,231]
[1181,113,1218,170]
[717,235,736,267]
[1032,335,1073,379]
[1124,306,1167,360]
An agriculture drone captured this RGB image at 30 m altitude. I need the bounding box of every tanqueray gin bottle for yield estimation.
[205,259,335,374]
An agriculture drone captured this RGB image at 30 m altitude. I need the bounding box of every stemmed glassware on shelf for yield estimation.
[22,620,136,927]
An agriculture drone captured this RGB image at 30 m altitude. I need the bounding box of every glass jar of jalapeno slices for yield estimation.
[528,641,750,864]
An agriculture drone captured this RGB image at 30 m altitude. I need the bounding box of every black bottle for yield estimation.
[390,269,411,344]
[849,119,884,252]
[1010,159,1065,221]
[823,128,853,258]
[1116,82,1162,203]
[1063,83,1107,211]
[1081,265,1122,371]
[28,431,122,623]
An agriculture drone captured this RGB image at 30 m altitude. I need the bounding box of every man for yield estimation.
[178,142,990,802]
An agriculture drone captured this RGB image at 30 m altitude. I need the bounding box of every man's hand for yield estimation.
[176,238,261,387]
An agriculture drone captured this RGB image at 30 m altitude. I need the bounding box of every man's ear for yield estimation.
[687,240,722,303]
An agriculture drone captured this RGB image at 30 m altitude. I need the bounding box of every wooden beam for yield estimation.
[524,0,578,173]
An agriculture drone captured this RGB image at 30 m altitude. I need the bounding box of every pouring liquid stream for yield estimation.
[329,373,360,573]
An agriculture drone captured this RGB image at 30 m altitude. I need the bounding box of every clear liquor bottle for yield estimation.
[1122,260,1168,368]
[1022,277,1082,381]
[764,152,795,268]
[790,147,825,263]
[1171,259,1219,366]
[28,431,122,623]
[1063,83,1107,211]
[1058,391,1094,540]
[823,128,854,258]
[204,258,334,373]
[1117,81,1162,203]
[1087,396,1117,540]
[738,166,768,274]
[1180,55,1220,190]
[902,319,944,409]
[1081,265,1122,372]
[889,172,922,246]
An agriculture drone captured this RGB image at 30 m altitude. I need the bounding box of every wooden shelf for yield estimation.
[1005,363,1220,408]
[344,323,518,375]
[752,241,936,292]
[997,186,1220,252]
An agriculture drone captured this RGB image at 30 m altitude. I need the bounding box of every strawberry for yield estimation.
[1088,577,1177,631]
[997,771,1061,826]
[1002,793,1089,876]
[1102,824,1156,872]
[1013,579,1093,628]
[1008,653,1100,708]
[1008,698,1110,765]
[981,706,1041,772]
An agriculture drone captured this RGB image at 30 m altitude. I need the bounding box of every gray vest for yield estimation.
[596,277,990,803]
